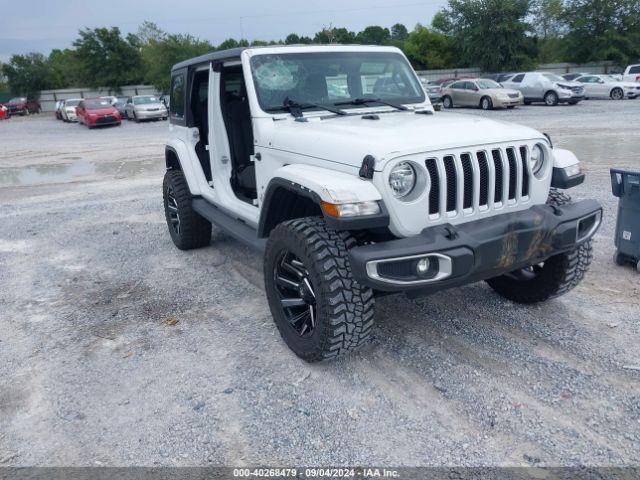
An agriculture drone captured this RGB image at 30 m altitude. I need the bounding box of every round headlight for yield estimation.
[530,144,546,178]
[389,162,416,198]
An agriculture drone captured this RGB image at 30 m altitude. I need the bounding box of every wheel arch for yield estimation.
[610,87,624,99]
[165,146,181,171]
[257,165,387,238]
[480,95,492,108]
[258,179,324,238]
[164,141,202,196]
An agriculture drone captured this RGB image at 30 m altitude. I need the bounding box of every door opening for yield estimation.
[191,69,211,182]
[220,65,256,205]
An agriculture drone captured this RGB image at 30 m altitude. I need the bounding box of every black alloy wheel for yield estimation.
[165,184,181,236]
[273,250,317,337]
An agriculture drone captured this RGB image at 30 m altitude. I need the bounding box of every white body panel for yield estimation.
[576,75,640,99]
[267,164,382,204]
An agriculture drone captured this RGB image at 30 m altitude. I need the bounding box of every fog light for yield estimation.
[564,164,582,177]
[416,257,431,275]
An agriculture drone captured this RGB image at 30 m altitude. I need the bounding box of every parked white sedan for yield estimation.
[575,74,640,100]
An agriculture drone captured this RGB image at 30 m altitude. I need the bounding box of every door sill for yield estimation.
[192,198,266,252]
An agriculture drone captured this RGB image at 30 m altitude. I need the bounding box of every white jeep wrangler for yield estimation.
[163,45,602,362]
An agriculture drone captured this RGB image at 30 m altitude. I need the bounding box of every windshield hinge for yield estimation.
[359,155,376,179]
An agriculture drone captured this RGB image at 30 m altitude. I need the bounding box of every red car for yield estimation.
[76,98,121,129]
[5,97,41,115]
[0,104,9,120]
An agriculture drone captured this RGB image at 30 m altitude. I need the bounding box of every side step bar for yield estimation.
[192,198,266,252]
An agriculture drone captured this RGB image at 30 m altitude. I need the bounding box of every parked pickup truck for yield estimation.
[162,45,602,362]
[622,64,640,83]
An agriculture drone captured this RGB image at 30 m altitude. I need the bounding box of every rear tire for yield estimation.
[163,170,211,250]
[486,189,593,303]
[264,217,375,362]
[442,96,453,109]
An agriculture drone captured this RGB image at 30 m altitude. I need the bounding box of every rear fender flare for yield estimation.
[165,141,201,196]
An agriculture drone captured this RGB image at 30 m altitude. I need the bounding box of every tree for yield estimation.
[436,0,537,71]
[216,38,250,50]
[391,23,409,42]
[1,53,52,98]
[48,49,83,89]
[140,28,212,93]
[356,26,391,45]
[562,0,640,65]
[314,26,356,44]
[531,0,565,39]
[285,33,301,44]
[72,27,144,91]
[403,24,457,69]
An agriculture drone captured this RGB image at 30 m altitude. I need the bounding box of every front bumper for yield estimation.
[135,109,167,120]
[87,115,120,127]
[494,97,523,107]
[559,92,584,102]
[349,200,602,295]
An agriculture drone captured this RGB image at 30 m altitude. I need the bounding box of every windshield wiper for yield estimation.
[334,97,409,111]
[266,97,347,118]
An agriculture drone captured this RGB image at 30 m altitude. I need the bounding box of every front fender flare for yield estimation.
[258,164,388,237]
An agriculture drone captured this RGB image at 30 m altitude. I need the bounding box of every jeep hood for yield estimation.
[266,111,546,170]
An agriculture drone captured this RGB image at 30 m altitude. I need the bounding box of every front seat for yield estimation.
[225,89,255,192]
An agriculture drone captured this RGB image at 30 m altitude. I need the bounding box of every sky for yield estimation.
[0,0,446,61]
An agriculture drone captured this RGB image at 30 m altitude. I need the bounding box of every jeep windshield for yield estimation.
[250,51,425,114]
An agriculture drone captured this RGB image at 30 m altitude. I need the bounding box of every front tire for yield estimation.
[610,88,624,100]
[480,96,493,110]
[486,189,593,304]
[163,170,211,250]
[264,218,375,362]
[544,91,559,106]
[442,96,453,109]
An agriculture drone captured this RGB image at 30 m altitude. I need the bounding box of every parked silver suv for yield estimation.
[501,72,585,106]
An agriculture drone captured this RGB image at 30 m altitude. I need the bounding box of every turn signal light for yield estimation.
[321,201,381,218]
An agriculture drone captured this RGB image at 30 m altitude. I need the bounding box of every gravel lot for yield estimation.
[1,102,639,467]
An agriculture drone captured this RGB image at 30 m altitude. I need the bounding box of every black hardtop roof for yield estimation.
[170,44,398,72]
[171,47,248,72]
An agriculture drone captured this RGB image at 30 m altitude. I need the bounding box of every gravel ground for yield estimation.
[0,102,639,467]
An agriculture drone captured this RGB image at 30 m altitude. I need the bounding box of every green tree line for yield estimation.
[2,0,639,98]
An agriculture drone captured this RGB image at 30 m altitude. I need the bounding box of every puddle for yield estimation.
[0,159,163,187]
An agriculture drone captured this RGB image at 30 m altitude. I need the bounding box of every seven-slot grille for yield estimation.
[425,146,531,218]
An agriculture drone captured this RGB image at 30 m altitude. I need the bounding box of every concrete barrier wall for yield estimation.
[38,85,160,112]
[415,61,615,82]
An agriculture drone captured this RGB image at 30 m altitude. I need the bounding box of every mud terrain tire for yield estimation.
[264,217,375,362]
